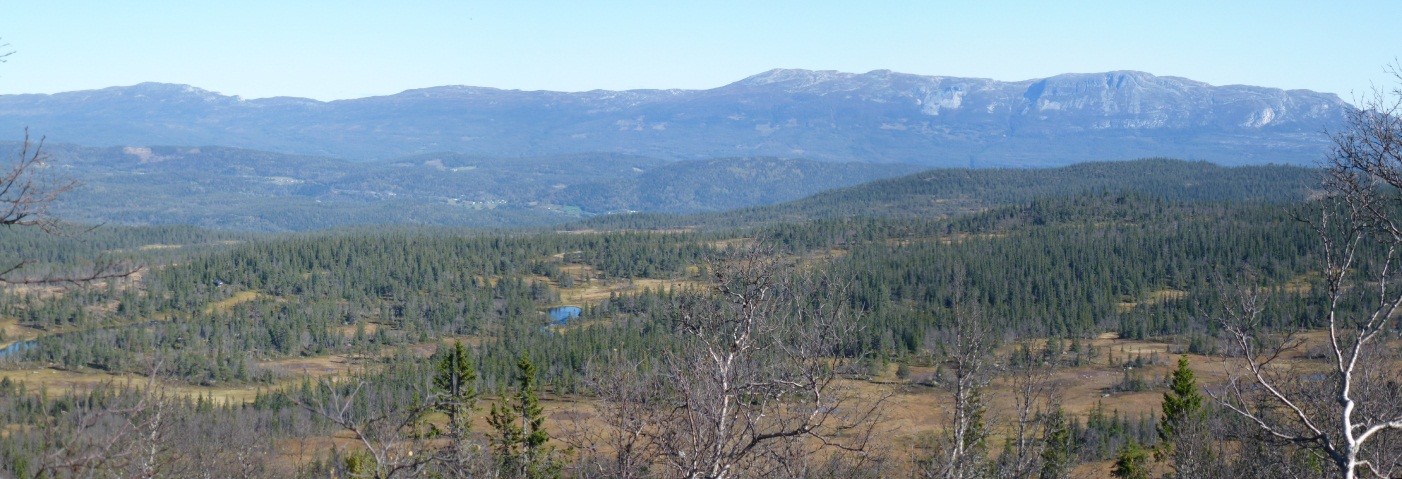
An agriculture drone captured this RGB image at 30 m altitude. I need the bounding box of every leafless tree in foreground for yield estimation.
[645,243,884,479]
[1,131,139,286]
[917,298,994,479]
[994,341,1060,478]
[295,377,439,479]
[1214,66,1402,479]
[563,356,661,479]
[24,360,181,479]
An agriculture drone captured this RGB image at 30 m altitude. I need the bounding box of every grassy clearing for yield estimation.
[0,317,43,344]
[1116,287,1188,312]
[203,290,263,314]
[0,367,264,405]
[557,277,706,305]
[0,331,1349,479]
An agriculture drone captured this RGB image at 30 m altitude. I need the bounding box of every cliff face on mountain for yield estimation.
[0,69,1348,166]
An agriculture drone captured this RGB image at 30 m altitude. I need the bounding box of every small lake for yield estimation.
[547,306,582,325]
[0,340,35,359]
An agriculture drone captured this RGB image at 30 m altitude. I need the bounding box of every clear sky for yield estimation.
[0,1,1396,101]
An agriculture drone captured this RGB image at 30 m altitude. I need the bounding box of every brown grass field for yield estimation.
[0,249,1344,477]
[0,312,1340,478]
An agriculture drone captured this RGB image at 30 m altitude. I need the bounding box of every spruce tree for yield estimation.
[1157,355,1212,478]
[1110,442,1150,479]
[1039,406,1073,479]
[1158,355,1203,442]
[488,355,560,479]
[432,340,478,437]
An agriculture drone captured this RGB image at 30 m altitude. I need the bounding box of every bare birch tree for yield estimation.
[296,376,438,479]
[1214,66,1402,479]
[2,131,139,286]
[918,300,994,479]
[564,356,661,479]
[24,360,181,479]
[994,342,1060,478]
[648,243,883,479]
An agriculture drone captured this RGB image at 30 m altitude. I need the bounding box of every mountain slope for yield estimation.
[0,70,1348,166]
[556,157,923,214]
[567,158,1322,230]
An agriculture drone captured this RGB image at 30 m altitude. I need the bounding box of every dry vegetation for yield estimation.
[0,236,1373,477]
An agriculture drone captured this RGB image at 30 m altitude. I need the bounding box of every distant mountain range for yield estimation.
[0,69,1349,167]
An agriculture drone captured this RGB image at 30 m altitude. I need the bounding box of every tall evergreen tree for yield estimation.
[1039,406,1073,479]
[1158,356,1203,442]
[433,340,479,437]
[1110,442,1150,479]
[488,355,560,479]
[1157,355,1215,478]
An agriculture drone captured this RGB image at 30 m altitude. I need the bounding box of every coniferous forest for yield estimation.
[0,31,1399,474]
[5,146,1402,477]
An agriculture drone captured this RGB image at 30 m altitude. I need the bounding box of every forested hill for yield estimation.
[555,156,923,214]
[568,159,1321,230]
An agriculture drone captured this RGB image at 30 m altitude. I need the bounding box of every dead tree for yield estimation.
[1214,66,1402,479]
[919,300,994,479]
[26,360,179,479]
[648,243,883,479]
[296,377,438,479]
[994,341,1060,478]
[564,356,660,479]
[1,131,138,286]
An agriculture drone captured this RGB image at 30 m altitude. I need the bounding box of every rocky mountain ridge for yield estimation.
[0,69,1349,166]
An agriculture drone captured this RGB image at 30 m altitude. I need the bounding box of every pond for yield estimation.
[547,306,582,325]
[0,340,35,359]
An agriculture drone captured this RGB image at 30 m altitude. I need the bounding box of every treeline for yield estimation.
[4,193,1329,389]
[833,193,1320,345]
[0,223,249,272]
[567,158,1319,231]
[2,229,715,385]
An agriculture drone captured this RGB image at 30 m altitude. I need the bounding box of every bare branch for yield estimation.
[1217,63,1402,479]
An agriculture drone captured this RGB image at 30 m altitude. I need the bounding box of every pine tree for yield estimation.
[1111,442,1150,479]
[1157,355,1212,478]
[1039,406,1072,479]
[1158,356,1203,442]
[432,340,478,436]
[488,355,560,479]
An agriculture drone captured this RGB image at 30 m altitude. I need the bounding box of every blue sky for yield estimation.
[0,1,1396,101]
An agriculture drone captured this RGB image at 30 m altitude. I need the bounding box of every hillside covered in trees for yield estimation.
[3,153,1393,477]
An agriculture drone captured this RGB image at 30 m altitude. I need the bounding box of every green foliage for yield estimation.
[488,355,561,479]
[1111,442,1151,479]
[433,340,479,437]
[343,449,375,477]
[1155,356,1213,477]
[1115,368,1150,393]
[1039,407,1073,479]
[1158,356,1204,443]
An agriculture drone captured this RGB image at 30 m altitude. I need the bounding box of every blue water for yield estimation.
[0,341,35,359]
[547,306,582,325]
